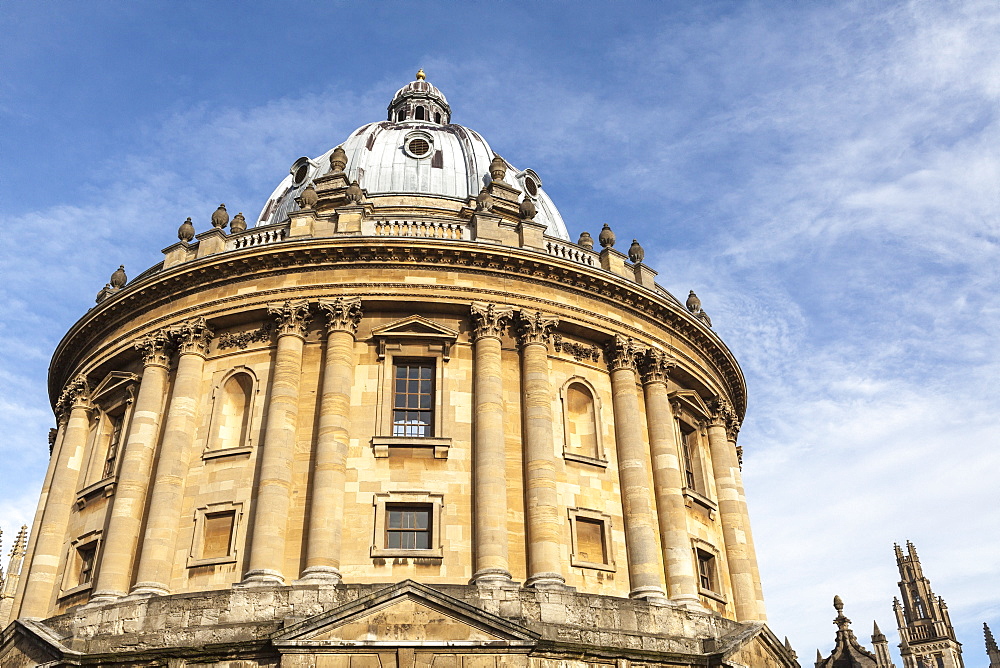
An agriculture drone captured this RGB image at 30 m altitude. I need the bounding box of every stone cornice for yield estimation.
[48,238,746,416]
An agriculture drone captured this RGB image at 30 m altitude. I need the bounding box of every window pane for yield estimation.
[203,512,234,559]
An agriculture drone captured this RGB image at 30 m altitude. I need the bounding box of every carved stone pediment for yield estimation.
[669,389,712,421]
[372,316,459,360]
[273,580,538,652]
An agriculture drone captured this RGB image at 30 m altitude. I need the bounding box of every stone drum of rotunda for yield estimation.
[1,72,797,668]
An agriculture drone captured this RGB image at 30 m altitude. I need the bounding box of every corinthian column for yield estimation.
[19,376,92,618]
[606,335,667,601]
[91,331,173,602]
[515,309,565,589]
[132,318,213,596]
[706,398,759,621]
[243,300,311,585]
[640,349,702,608]
[469,302,514,586]
[299,297,362,583]
[726,415,766,619]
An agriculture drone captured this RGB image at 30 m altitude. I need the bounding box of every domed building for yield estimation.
[1,72,797,668]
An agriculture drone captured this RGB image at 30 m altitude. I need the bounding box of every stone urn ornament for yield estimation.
[178,217,195,242]
[628,239,644,263]
[475,187,493,212]
[577,232,594,250]
[110,265,127,289]
[685,290,701,313]
[299,183,318,210]
[345,180,364,204]
[489,154,507,181]
[211,204,229,229]
[519,197,536,221]
[329,146,348,174]
[230,212,247,233]
[598,223,615,248]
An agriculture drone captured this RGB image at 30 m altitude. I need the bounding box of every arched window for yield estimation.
[565,382,599,458]
[434,112,441,124]
[415,106,425,120]
[211,372,254,451]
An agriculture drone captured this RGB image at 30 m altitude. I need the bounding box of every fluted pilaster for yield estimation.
[300,297,362,583]
[516,309,565,589]
[606,335,667,601]
[132,318,213,596]
[469,302,514,586]
[243,300,311,585]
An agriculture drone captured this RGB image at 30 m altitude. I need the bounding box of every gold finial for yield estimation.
[416,69,426,80]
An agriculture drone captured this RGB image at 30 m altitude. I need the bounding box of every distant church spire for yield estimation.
[873,620,896,668]
[893,541,964,668]
[0,525,28,626]
[985,623,1000,668]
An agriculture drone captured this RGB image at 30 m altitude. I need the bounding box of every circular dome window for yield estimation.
[290,157,311,186]
[406,137,431,158]
[524,177,538,197]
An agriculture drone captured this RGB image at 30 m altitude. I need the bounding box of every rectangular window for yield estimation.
[680,422,699,490]
[102,412,124,478]
[697,549,716,592]
[575,518,607,565]
[202,511,236,559]
[385,504,431,550]
[77,543,97,585]
[392,361,434,437]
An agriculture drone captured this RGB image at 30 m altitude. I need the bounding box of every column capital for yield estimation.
[708,396,736,428]
[135,329,174,369]
[56,374,92,417]
[268,299,312,338]
[515,309,558,349]
[640,348,675,385]
[317,296,363,336]
[605,334,644,372]
[169,317,214,357]
[470,302,513,341]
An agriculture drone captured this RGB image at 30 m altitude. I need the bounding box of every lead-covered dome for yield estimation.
[257,73,570,240]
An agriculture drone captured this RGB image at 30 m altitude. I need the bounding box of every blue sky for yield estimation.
[1,0,998,663]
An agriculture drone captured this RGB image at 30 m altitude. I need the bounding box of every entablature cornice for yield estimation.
[49,238,746,417]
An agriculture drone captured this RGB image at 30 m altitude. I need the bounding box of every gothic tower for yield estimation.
[986,623,1000,668]
[893,542,963,668]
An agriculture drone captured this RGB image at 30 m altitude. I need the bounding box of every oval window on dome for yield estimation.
[290,157,311,186]
[524,177,538,197]
[406,138,431,158]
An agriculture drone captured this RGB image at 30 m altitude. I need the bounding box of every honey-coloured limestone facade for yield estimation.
[1,73,797,668]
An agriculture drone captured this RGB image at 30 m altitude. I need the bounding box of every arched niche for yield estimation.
[559,376,606,466]
[205,367,257,457]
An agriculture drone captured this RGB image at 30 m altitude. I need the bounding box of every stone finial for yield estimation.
[211,203,229,229]
[345,180,363,204]
[578,232,594,250]
[475,187,493,212]
[178,217,195,242]
[95,284,112,303]
[299,183,318,210]
[628,239,644,263]
[598,223,615,248]
[110,265,127,288]
[489,154,507,181]
[834,595,844,613]
[230,212,247,233]
[686,290,701,313]
[329,145,348,174]
[519,197,536,221]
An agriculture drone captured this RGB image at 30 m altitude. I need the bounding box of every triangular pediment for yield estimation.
[274,580,537,649]
[668,389,712,420]
[371,315,459,341]
[707,622,800,668]
[91,371,139,403]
